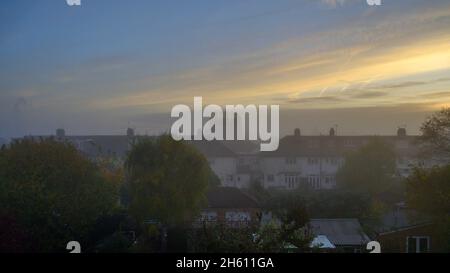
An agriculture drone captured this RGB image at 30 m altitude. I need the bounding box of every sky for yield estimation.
[1,0,450,139]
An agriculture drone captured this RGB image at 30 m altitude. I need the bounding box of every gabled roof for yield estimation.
[260,135,419,157]
[66,135,131,158]
[206,187,259,209]
[189,140,236,158]
[20,134,236,159]
[309,218,370,246]
[22,135,132,158]
[221,140,260,155]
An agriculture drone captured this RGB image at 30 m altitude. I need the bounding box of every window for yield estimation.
[328,157,338,165]
[407,236,430,253]
[200,211,217,222]
[285,174,300,189]
[344,139,359,146]
[267,174,274,182]
[308,175,321,189]
[308,157,318,165]
[226,175,234,182]
[285,157,296,165]
[225,211,251,222]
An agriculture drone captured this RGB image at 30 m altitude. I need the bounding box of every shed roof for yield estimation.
[309,218,370,246]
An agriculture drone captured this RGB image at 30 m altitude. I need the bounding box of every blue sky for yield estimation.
[1,0,450,138]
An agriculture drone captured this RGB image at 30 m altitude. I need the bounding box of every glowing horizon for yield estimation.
[1,0,450,138]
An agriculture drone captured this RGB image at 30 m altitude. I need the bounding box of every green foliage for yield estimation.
[0,212,29,252]
[125,135,211,227]
[188,220,312,253]
[263,189,385,237]
[188,223,258,253]
[406,165,450,251]
[94,232,134,253]
[188,192,312,253]
[244,180,271,203]
[303,191,372,218]
[337,138,397,195]
[419,107,450,160]
[254,219,312,253]
[0,138,119,252]
[406,166,450,215]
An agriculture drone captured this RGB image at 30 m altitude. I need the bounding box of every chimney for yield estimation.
[127,128,135,138]
[294,128,301,137]
[56,128,65,138]
[397,127,406,137]
[329,127,336,136]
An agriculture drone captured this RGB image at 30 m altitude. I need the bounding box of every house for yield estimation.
[189,140,242,187]
[309,218,371,252]
[19,127,438,190]
[377,223,436,253]
[258,128,425,190]
[375,203,443,253]
[197,187,261,228]
[22,128,135,162]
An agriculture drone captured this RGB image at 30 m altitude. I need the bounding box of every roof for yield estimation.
[66,135,131,158]
[20,134,235,159]
[22,135,132,158]
[309,218,370,246]
[206,187,259,209]
[189,140,236,157]
[260,135,419,157]
[221,140,260,155]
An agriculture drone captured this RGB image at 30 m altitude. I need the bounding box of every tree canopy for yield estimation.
[406,165,450,251]
[336,138,397,195]
[406,166,450,217]
[419,107,450,161]
[125,135,211,227]
[0,138,119,252]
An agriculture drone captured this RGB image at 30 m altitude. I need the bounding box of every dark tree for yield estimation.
[419,107,450,161]
[406,165,450,252]
[125,135,211,251]
[337,138,397,195]
[0,138,119,252]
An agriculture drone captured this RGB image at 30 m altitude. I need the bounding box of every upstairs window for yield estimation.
[285,157,297,165]
[308,157,319,165]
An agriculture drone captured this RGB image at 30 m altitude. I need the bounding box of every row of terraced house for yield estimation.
[22,127,436,190]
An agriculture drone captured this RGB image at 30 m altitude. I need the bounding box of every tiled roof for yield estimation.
[309,218,370,246]
[260,135,419,157]
[189,140,236,157]
[206,187,259,209]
